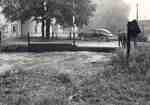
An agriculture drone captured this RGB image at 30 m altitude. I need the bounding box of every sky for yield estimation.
[92,0,150,20]
[0,0,150,25]
[124,0,150,20]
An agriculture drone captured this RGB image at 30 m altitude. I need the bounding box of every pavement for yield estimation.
[2,37,119,48]
[76,41,119,48]
[0,37,119,52]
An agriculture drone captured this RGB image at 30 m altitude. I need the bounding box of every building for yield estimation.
[139,20,150,41]
[2,19,42,39]
[2,18,79,40]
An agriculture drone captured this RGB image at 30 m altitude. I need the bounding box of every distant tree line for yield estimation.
[0,0,95,38]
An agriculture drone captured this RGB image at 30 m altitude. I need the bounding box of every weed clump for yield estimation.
[52,73,73,85]
[104,48,150,79]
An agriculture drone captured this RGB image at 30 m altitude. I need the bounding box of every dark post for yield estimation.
[52,32,54,40]
[55,32,58,40]
[127,22,131,60]
[72,0,76,46]
[46,19,50,39]
[42,20,45,38]
[118,34,121,47]
[69,32,72,40]
[0,31,1,46]
[0,31,2,51]
[73,32,76,46]
[27,32,30,51]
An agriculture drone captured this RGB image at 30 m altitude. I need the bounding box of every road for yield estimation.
[76,41,119,48]
[2,37,119,48]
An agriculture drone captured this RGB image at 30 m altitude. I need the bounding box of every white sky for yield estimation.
[123,0,150,20]
[0,0,150,24]
[92,0,150,20]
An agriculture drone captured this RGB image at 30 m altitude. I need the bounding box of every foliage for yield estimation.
[73,0,96,27]
[1,0,40,22]
[90,0,130,33]
[1,0,95,27]
[1,0,95,38]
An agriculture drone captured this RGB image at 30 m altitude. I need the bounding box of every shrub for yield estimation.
[52,73,73,85]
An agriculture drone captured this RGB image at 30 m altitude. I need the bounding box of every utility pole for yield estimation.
[141,0,145,36]
[72,0,76,46]
[134,0,139,48]
[136,2,139,22]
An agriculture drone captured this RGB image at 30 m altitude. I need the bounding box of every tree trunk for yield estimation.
[42,19,45,38]
[127,23,131,63]
[46,18,50,39]
[20,20,23,37]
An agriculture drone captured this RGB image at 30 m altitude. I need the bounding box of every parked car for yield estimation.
[78,28,117,41]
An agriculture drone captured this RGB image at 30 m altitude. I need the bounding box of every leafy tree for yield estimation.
[1,0,95,38]
[53,0,95,28]
[1,0,46,37]
[74,0,95,28]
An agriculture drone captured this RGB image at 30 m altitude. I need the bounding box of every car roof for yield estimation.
[91,28,111,33]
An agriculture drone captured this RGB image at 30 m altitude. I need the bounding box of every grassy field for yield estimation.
[1,50,150,105]
[0,52,111,105]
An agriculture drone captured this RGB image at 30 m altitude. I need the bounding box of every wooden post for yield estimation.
[69,32,72,40]
[55,32,58,40]
[73,32,76,46]
[0,31,2,51]
[27,32,30,51]
[0,31,1,46]
[127,22,131,61]
[52,32,54,40]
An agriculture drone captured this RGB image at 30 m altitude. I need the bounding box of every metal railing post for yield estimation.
[52,32,54,40]
[73,32,76,46]
[0,31,2,51]
[69,32,72,40]
[27,32,30,51]
[0,31,1,46]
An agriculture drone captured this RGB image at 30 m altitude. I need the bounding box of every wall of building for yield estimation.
[2,19,79,39]
[22,19,42,37]
[2,21,22,39]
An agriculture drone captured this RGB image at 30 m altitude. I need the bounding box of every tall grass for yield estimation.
[104,48,150,80]
[2,49,150,105]
[0,68,74,105]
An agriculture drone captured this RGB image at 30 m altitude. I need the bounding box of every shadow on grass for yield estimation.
[1,43,117,53]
